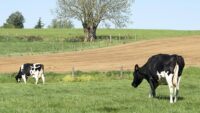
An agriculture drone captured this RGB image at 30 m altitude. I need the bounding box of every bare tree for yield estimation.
[56,0,134,42]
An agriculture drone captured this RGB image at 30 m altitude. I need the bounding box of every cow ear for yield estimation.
[135,64,139,71]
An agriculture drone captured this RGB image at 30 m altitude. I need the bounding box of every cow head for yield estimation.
[132,64,144,88]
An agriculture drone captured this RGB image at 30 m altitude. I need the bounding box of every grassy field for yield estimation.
[0,29,200,57]
[0,35,126,57]
[0,67,199,113]
[1,29,200,39]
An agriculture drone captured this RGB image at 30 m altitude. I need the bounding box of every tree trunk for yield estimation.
[84,28,89,42]
[83,26,97,42]
[89,26,97,42]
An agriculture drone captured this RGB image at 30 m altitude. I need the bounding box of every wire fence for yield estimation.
[3,33,138,57]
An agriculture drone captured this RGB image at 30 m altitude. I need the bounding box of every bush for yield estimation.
[76,76,93,82]
[62,75,93,82]
[25,36,43,42]
[62,75,74,82]
[2,24,15,28]
[63,37,83,42]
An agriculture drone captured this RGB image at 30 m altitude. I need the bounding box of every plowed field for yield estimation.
[0,36,200,73]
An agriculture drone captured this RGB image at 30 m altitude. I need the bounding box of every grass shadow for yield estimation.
[155,96,184,101]
[98,106,119,112]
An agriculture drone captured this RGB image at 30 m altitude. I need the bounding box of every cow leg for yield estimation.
[149,89,153,98]
[149,80,156,98]
[149,89,156,98]
[22,75,27,84]
[174,76,181,102]
[149,82,159,98]
[41,74,45,84]
[166,74,174,103]
[35,76,39,84]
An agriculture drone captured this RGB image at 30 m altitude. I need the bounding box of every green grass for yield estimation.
[1,29,200,39]
[0,67,199,113]
[0,36,125,57]
[0,28,200,57]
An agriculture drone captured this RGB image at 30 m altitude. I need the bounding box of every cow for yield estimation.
[15,63,45,84]
[131,54,185,103]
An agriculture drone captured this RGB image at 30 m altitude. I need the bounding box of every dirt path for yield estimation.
[0,36,200,73]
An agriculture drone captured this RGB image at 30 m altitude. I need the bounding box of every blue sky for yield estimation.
[0,0,200,30]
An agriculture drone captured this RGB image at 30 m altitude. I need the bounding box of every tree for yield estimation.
[56,0,134,42]
[48,19,74,28]
[6,11,25,28]
[35,18,44,29]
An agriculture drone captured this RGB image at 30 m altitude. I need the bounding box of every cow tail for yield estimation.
[173,63,179,86]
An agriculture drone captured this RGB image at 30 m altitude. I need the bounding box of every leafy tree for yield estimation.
[56,0,134,42]
[48,19,74,28]
[6,11,25,28]
[35,18,44,29]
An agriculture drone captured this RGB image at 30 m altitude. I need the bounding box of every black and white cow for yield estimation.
[15,63,45,84]
[132,54,185,103]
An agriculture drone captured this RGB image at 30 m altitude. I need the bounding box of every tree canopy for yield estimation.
[56,0,134,41]
[48,19,74,29]
[35,18,44,29]
[6,11,25,28]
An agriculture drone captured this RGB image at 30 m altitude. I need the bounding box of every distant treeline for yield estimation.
[1,11,74,29]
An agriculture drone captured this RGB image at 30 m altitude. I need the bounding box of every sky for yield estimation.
[0,0,200,30]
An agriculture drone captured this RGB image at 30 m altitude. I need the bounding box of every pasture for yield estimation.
[1,29,200,39]
[0,29,200,113]
[0,29,200,57]
[0,67,199,113]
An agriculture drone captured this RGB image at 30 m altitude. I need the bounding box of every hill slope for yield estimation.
[0,36,200,73]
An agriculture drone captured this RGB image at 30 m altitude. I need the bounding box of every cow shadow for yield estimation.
[155,96,184,101]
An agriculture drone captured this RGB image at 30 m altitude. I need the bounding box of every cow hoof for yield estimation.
[149,94,154,98]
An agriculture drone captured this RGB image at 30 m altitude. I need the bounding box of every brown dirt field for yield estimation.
[0,36,200,73]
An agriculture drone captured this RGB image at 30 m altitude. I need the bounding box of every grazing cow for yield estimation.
[132,54,185,103]
[15,63,45,84]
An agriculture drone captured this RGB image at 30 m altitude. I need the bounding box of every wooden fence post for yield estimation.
[120,66,123,77]
[119,34,121,42]
[106,38,109,47]
[80,42,82,51]
[128,34,130,42]
[62,42,64,52]
[19,49,22,56]
[72,67,75,78]
[52,44,55,53]
[98,39,100,48]
[74,45,76,51]
[110,35,112,43]
[135,33,137,41]
[7,32,9,41]
[124,36,127,44]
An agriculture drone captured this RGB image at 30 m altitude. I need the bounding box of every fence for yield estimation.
[3,33,138,57]
[71,65,129,78]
